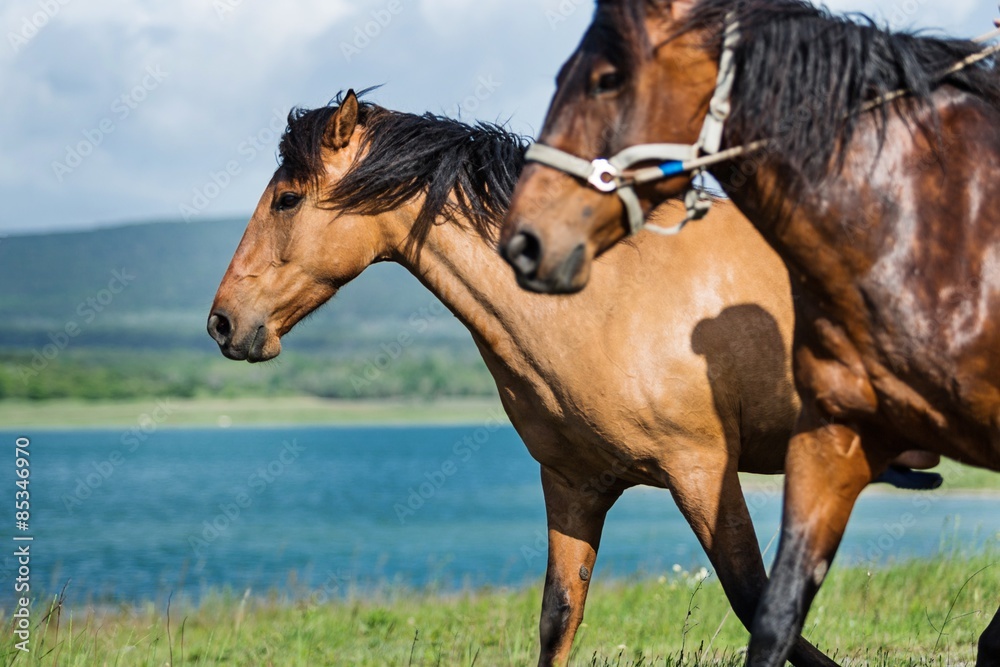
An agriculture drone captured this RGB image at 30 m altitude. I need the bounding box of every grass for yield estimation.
[4,550,998,666]
[0,396,507,429]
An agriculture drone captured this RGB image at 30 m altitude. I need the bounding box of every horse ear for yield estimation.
[647,0,694,43]
[668,0,696,21]
[325,89,359,150]
[645,0,693,45]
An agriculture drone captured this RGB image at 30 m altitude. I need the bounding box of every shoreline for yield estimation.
[30,542,1000,614]
[0,396,509,429]
[1,396,995,491]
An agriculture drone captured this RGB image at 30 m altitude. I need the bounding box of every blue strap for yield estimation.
[659,161,686,177]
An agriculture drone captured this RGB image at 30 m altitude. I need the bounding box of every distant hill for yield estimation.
[0,218,466,353]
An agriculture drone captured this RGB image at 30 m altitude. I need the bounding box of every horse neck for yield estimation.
[391,212,543,371]
[717,90,984,255]
[715,164,796,240]
[714,134,894,311]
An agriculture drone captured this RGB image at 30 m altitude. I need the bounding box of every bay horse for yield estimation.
[208,91,825,665]
[498,1,1000,665]
[208,92,932,666]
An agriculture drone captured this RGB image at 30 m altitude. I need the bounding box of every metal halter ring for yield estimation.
[586,159,620,193]
[523,12,743,235]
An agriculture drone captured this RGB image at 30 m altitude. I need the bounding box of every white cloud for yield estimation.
[2,0,994,234]
[0,0,594,233]
[0,0,358,232]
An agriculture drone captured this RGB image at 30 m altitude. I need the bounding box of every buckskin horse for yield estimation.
[499,1,1000,665]
[208,92,934,666]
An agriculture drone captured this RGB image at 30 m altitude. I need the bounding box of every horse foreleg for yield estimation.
[748,420,891,667]
[978,602,1000,667]
[669,462,837,667]
[537,464,620,667]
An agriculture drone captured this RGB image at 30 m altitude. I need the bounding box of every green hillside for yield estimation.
[0,217,465,350]
[0,219,494,403]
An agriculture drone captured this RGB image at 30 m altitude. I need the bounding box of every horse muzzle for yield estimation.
[207,310,281,363]
[501,225,590,295]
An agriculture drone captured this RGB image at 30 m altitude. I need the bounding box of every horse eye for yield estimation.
[593,70,625,95]
[276,192,303,211]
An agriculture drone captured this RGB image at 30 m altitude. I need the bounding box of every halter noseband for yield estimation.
[527,17,1000,237]
[525,13,742,237]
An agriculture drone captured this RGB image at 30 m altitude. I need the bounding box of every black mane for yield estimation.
[279,93,529,248]
[616,0,1000,187]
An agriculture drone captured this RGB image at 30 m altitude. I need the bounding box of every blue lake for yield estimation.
[0,426,996,609]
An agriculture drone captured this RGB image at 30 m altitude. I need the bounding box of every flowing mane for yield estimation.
[279,92,529,247]
[605,0,1000,187]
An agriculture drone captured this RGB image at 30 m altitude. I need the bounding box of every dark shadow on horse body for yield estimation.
[692,304,797,475]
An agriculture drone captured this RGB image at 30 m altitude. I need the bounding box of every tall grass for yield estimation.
[2,548,997,666]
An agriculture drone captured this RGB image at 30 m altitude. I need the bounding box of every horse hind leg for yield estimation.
[978,603,1000,667]
[667,455,838,667]
[748,419,893,667]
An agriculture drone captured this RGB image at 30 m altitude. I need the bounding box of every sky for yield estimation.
[0,0,996,236]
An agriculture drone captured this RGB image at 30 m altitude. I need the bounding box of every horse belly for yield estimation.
[860,249,1000,467]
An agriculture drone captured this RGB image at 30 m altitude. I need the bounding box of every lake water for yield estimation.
[0,426,996,608]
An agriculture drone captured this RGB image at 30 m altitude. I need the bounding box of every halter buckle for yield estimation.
[587,159,620,193]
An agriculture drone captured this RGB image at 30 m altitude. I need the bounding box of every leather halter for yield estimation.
[526,18,1000,238]
[525,14,742,237]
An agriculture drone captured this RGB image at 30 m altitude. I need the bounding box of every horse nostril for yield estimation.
[207,312,232,346]
[504,230,543,278]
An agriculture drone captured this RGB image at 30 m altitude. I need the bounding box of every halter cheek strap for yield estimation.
[524,13,742,237]
[525,17,1000,237]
